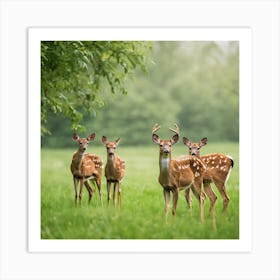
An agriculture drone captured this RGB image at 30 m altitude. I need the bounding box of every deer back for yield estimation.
[71,152,102,178]
[170,156,206,190]
[201,153,233,182]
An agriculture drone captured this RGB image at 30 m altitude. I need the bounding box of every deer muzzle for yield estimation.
[163,149,170,156]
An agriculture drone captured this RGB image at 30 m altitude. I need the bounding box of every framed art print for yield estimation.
[28,27,252,253]
[1,1,280,279]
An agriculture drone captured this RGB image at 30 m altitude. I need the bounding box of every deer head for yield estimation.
[72,132,96,152]
[102,136,121,158]
[182,137,208,156]
[152,124,179,156]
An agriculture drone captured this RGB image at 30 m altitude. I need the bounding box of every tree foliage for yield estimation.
[41,41,153,135]
[42,41,239,147]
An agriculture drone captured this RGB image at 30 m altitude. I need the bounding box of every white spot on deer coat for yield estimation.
[195,171,200,177]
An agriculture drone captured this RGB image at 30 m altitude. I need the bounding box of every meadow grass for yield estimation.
[41,142,239,239]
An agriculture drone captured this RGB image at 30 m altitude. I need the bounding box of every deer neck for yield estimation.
[106,154,117,170]
[73,149,85,169]
[159,153,172,186]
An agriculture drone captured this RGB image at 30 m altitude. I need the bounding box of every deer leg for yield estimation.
[172,189,179,216]
[203,182,217,229]
[117,182,121,208]
[213,179,230,214]
[95,176,103,207]
[79,178,84,204]
[107,181,111,208]
[163,189,171,223]
[203,182,217,217]
[90,178,96,193]
[184,188,193,209]
[73,177,79,206]
[199,191,205,223]
[191,182,205,223]
[113,182,117,208]
[84,181,93,203]
[191,185,201,214]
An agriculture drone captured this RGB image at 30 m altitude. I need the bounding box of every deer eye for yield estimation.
[160,144,163,147]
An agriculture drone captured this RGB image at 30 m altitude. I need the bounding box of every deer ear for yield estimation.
[182,137,191,147]
[152,134,160,144]
[171,134,179,145]
[200,137,208,147]
[102,136,108,144]
[87,133,96,142]
[73,133,79,141]
[115,138,121,146]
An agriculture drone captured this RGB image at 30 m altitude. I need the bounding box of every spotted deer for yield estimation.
[183,137,233,214]
[70,132,103,206]
[152,124,206,223]
[102,136,125,208]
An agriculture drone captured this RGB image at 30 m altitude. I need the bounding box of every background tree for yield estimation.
[41,41,153,135]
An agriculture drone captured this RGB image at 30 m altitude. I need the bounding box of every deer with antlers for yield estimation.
[70,132,103,206]
[102,136,125,208]
[182,137,233,214]
[152,124,206,223]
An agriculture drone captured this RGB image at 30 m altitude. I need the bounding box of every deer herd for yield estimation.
[70,124,234,226]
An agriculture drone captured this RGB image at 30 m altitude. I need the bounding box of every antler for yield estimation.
[168,123,180,135]
[152,123,161,134]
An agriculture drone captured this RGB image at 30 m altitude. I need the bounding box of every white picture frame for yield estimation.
[29,27,252,253]
[1,1,279,279]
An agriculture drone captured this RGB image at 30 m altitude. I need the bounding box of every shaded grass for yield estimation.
[41,143,239,239]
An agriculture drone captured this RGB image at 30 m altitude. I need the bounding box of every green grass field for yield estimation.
[41,142,239,239]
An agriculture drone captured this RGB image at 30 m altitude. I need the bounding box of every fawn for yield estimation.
[183,137,233,214]
[102,136,125,208]
[70,132,103,206]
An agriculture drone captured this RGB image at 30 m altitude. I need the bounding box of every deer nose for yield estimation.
[163,149,169,154]
[191,152,196,156]
[82,147,86,151]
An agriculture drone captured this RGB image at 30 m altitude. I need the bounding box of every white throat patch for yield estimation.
[161,157,170,170]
